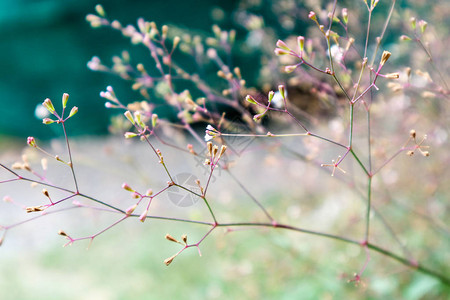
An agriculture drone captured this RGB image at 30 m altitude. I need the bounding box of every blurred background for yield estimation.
[0,0,449,299]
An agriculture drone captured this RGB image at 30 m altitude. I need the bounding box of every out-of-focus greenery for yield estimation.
[0,0,236,139]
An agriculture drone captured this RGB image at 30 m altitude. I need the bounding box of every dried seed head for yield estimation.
[212,145,219,157]
[182,234,188,245]
[207,141,213,157]
[410,130,416,138]
[58,230,68,237]
[406,150,415,156]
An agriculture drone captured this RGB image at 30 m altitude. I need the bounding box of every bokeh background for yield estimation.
[0,0,238,139]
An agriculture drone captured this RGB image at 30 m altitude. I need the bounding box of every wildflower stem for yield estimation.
[61,122,79,192]
[364,177,373,241]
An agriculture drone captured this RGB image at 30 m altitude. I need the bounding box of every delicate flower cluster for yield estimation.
[204,125,220,141]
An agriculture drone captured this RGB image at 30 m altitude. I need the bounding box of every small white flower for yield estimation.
[204,133,213,142]
[271,91,285,108]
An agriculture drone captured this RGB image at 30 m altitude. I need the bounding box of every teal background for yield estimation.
[0,0,237,139]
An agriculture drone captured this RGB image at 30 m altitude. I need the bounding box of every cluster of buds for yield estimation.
[164,233,189,266]
[101,86,120,108]
[401,18,428,41]
[123,109,150,139]
[247,85,286,121]
[57,230,75,247]
[274,38,307,73]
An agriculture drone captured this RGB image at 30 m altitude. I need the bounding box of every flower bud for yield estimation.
[245,95,257,105]
[124,132,138,139]
[62,93,69,108]
[164,254,177,266]
[400,35,411,41]
[268,90,275,103]
[165,234,180,244]
[122,183,135,192]
[126,204,138,215]
[68,106,78,118]
[385,73,400,79]
[418,20,427,33]
[173,36,180,49]
[274,48,290,56]
[308,11,317,21]
[42,118,55,125]
[42,98,56,114]
[297,36,305,52]
[27,137,36,147]
[151,114,158,128]
[95,4,105,17]
[342,8,348,24]
[284,65,297,73]
[276,40,290,51]
[124,110,135,125]
[410,17,416,29]
[139,209,148,222]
